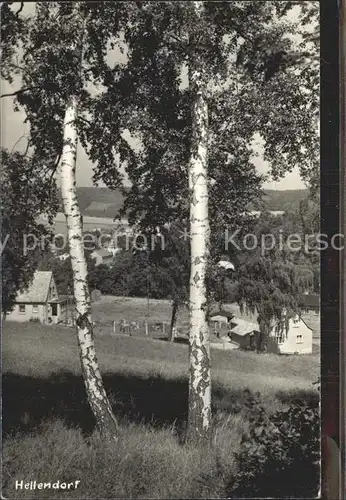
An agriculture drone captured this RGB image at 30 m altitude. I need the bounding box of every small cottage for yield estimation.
[209,310,235,324]
[90,249,115,266]
[229,318,259,349]
[6,271,68,325]
[209,310,235,337]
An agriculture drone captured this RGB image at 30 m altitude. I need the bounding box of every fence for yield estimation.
[61,315,230,339]
[112,319,175,337]
[102,319,229,338]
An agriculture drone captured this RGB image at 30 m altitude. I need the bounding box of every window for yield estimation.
[293,318,299,324]
[19,304,26,313]
[296,334,303,344]
[276,332,284,344]
[32,304,39,313]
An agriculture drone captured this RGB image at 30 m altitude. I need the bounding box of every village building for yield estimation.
[298,293,320,314]
[268,313,313,354]
[90,248,115,266]
[6,271,68,325]
[209,310,235,324]
[228,313,313,354]
[217,260,235,271]
[229,318,259,349]
[209,310,235,337]
[57,252,70,261]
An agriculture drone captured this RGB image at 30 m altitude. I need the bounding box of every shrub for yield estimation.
[29,317,41,323]
[228,391,320,498]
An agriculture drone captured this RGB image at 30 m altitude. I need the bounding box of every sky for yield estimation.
[1,2,314,191]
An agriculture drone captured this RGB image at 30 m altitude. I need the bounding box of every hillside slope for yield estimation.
[57,187,309,218]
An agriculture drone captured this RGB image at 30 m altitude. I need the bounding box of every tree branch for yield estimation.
[15,2,24,18]
[22,138,32,157]
[0,86,35,98]
[78,116,91,125]
[10,134,28,154]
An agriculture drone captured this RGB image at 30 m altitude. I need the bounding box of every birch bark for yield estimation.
[59,14,118,438]
[187,0,211,442]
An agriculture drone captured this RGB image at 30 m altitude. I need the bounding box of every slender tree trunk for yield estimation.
[256,330,264,353]
[186,0,211,442]
[257,315,270,353]
[59,96,118,439]
[168,301,178,342]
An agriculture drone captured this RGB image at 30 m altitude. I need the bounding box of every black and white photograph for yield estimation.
[1,1,322,498]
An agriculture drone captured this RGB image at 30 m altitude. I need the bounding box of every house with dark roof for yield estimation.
[6,271,68,324]
[298,293,320,314]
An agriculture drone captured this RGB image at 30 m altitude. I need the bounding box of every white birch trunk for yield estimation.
[187,0,211,442]
[59,96,118,439]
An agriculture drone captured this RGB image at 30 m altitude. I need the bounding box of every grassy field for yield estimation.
[91,295,320,343]
[2,320,319,499]
[91,295,189,324]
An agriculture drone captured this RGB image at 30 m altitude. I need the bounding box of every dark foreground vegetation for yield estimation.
[3,322,319,498]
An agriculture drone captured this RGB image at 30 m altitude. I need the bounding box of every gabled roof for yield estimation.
[15,271,53,303]
[210,309,235,319]
[295,315,313,331]
[91,249,114,258]
[230,317,259,336]
[210,315,229,323]
[217,260,235,270]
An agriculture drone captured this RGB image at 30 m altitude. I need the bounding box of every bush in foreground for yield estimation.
[3,391,320,499]
[229,391,320,498]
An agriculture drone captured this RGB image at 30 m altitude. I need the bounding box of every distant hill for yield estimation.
[57,187,128,218]
[58,187,309,218]
[248,189,309,213]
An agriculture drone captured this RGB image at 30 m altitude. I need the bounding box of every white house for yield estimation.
[217,260,235,271]
[6,271,68,325]
[227,312,313,354]
[268,313,313,354]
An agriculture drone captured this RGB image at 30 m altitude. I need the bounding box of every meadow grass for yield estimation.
[3,416,243,499]
[91,295,320,339]
[2,320,319,499]
[91,295,189,325]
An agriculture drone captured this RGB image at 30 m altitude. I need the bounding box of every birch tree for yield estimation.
[75,1,319,440]
[6,1,123,438]
[186,1,212,441]
[60,96,118,437]
[54,3,119,438]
